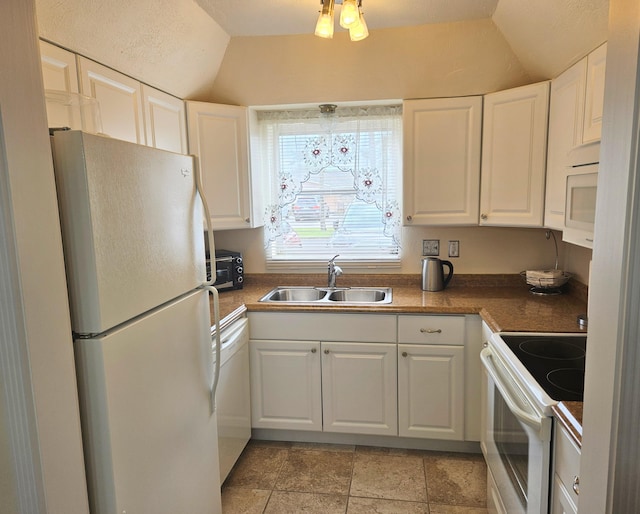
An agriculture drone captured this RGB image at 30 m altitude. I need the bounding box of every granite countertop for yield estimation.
[212,272,587,444]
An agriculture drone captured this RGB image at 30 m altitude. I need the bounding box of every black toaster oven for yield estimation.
[207,249,243,291]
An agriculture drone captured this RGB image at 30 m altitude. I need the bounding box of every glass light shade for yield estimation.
[339,0,359,28]
[349,11,369,41]
[315,12,334,38]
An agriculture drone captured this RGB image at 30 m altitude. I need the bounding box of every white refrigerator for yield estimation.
[51,130,222,513]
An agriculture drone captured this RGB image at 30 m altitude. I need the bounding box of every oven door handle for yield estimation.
[480,348,543,431]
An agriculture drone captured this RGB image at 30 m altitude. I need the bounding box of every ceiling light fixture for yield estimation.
[315,0,369,41]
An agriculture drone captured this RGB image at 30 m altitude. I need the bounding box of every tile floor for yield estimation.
[221,440,488,513]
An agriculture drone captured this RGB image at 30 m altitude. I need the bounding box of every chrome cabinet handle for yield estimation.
[480,213,488,220]
[420,328,442,334]
[402,351,408,357]
[311,348,317,353]
[573,476,580,495]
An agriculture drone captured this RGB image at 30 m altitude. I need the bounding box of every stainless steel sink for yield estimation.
[327,288,389,303]
[262,287,328,302]
[258,286,392,304]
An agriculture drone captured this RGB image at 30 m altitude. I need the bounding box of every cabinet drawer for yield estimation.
[554,425,581,506]
[398,315,465,344]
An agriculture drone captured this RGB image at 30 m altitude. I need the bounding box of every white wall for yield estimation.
[214,225,592,284]
[0,0,89,511]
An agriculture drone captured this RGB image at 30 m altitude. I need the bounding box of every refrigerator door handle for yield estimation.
[202,285,221,414]
[193,157,216,288]
[193,153,221,414]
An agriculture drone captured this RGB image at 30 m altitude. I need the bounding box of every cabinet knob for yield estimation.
[324,349,330,354]
[406,215,412,222]
[311,348,317,353]
[402,351,408,358]
[573,476,580,495]
[480,213,488,220]
[245,218,250,223]
[420,328,442,334]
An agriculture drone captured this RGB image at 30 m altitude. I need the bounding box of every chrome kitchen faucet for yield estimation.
[328,254,343,288]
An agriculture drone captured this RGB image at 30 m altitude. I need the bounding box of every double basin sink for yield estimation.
[259,286,392,305]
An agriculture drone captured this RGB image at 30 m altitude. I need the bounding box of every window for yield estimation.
[257,104,402,266]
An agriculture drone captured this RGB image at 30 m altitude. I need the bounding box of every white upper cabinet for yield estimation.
[141,85,187,154]
[583,43,607,144]
[40,40,78,94]
[545,60,588,230]
[480,82,550,227]
[403,97,482,226]
[40,40,82,130]
[78,56,145,144]
[187,101,262,230]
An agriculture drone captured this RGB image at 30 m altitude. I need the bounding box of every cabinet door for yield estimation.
[78,57,145,144]
[545,59,588,230]
[40,40,78,94]
[142,85,187,154]
[403,97,482,225]
[480,82,549,227]
[551,475,578,514]
[398,344,465,440]
[40,40,81,129]
[583,43,607,144]
[187,102,255,230]
[322,342,397,436]
[249,340,322,431]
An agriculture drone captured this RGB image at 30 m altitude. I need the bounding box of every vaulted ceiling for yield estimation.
[35,0,609,100]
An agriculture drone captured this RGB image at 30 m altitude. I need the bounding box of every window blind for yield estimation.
[257,105,402,265]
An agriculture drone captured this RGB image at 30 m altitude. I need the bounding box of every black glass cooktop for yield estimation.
[500,335,587,402]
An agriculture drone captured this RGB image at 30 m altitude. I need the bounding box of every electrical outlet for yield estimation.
[422,239,440,256]
[448,240,460,258]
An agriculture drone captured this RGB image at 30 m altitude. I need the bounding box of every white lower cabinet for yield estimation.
[249,340,322,431]
[322,342,397,436]
[551,425,581,514]
[248,312,477,442]
[398,344,464,440]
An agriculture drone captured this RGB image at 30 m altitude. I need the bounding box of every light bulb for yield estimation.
[315,11,334,38]
[339,0,359,29]
[349,10,369,41]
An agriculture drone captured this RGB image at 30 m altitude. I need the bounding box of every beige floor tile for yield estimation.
[428,505,488,514]
[424,452,487,507]
[224,445,288,490]
[350,453,427,502]
[264,491,348,514]
[275,449,354,494]
[221,486,270,514]
[347,496,429,513]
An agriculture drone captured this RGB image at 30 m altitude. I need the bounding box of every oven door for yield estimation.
[480,347,553,514]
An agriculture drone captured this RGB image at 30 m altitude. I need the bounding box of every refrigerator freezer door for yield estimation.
[52,130,205,334]
[74,290,221,513]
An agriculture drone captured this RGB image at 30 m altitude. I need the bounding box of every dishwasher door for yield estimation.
[215,317,251,483]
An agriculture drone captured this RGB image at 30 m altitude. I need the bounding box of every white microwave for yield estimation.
[563,163,598,248]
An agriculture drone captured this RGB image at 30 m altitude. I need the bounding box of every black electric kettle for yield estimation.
[421,257,454,291]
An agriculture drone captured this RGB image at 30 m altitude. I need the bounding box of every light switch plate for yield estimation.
[422,239,440,256]
[448,240,460,258]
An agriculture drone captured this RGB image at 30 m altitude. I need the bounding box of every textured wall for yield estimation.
[493,0,609,81]
[35,0,230,99]
[206,19,531,105]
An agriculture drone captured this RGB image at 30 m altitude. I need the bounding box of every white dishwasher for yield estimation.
[214,317,251,483]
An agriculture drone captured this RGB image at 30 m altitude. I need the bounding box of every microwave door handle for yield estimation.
[480,349,542,431]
